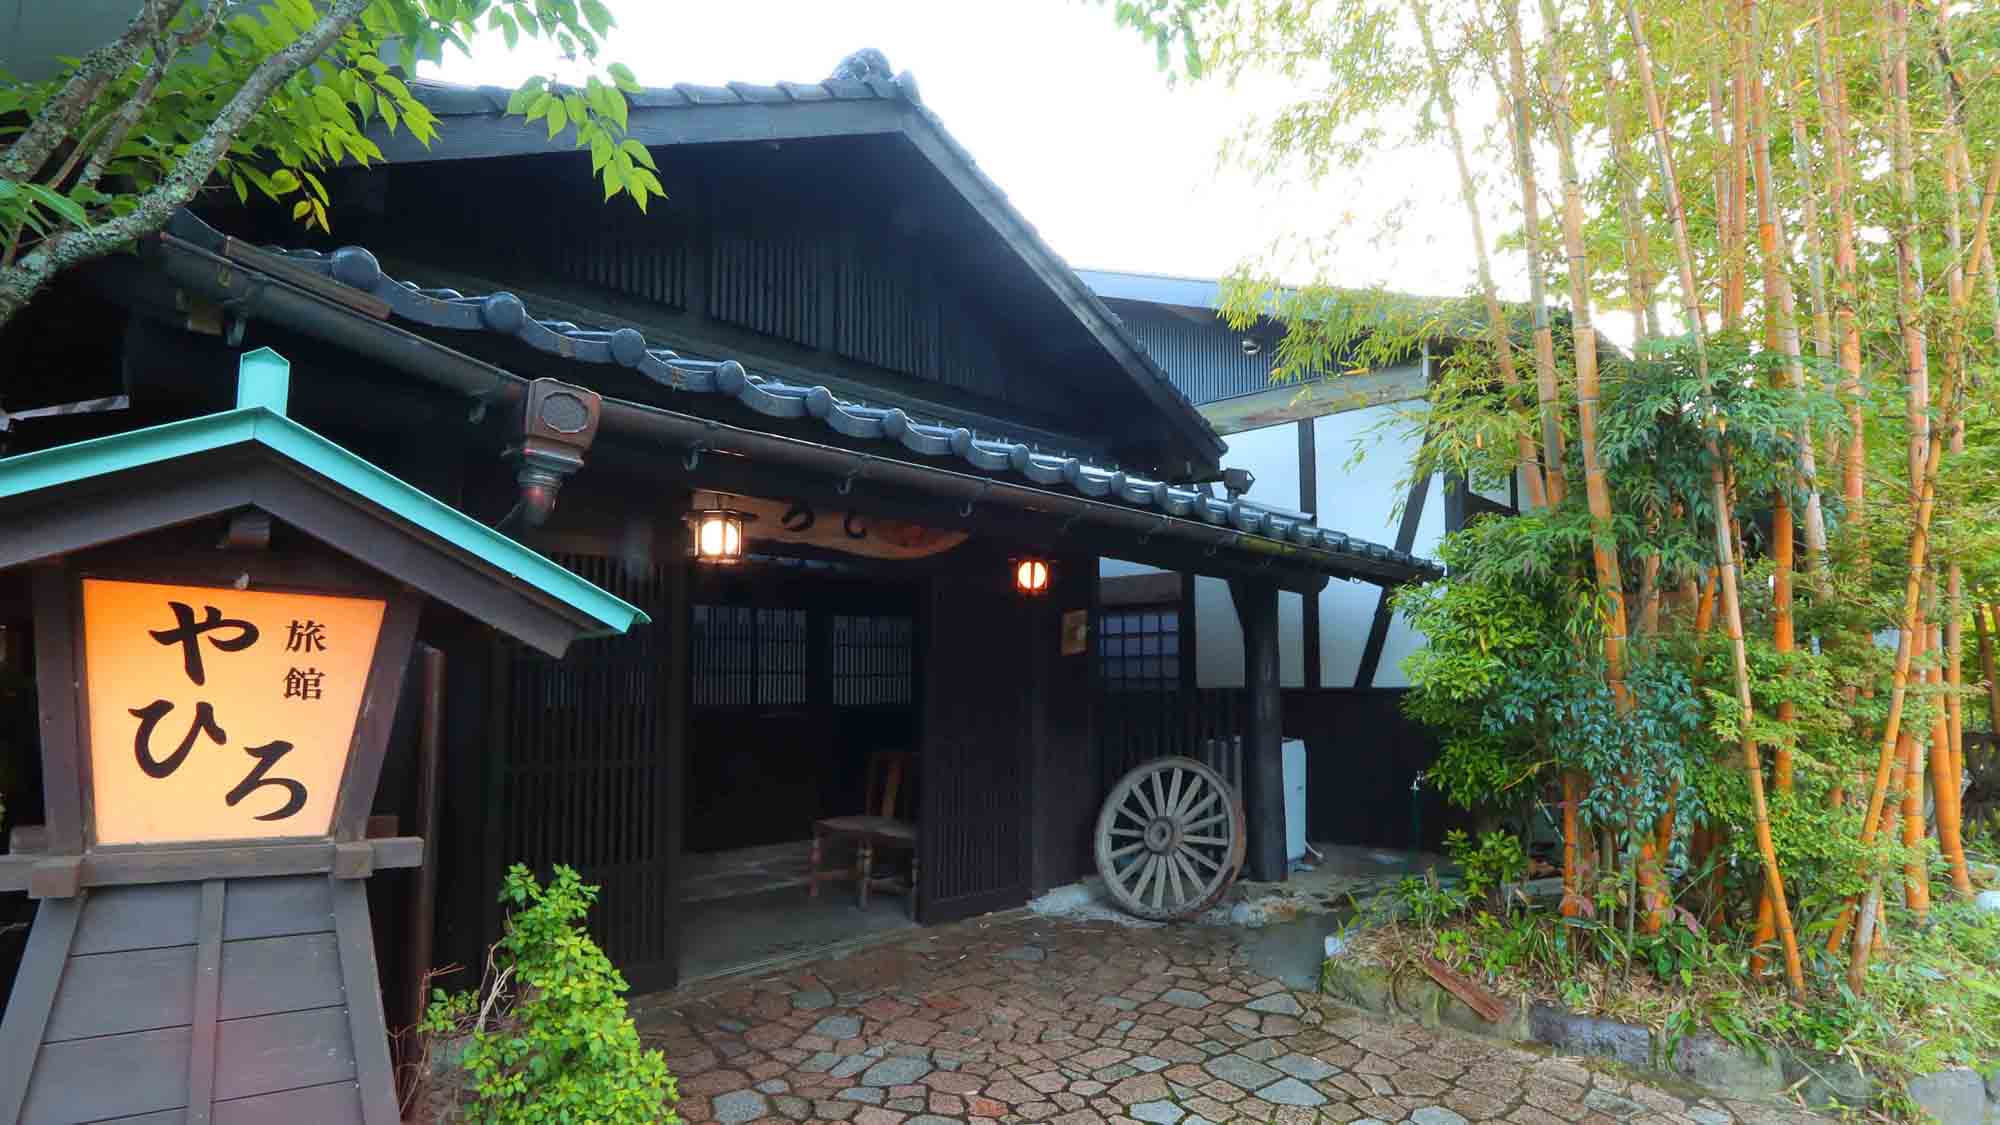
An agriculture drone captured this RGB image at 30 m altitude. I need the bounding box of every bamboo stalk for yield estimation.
[1904,614,1934,919]
[1929,622,1967,901]
[1979,605,2000,733]
[1588,0,1659,342]
[1406,0,1549,514]
[1750,64,1828,568]
[1933,0,1975,900]
[1537,0,1629,923]
[1623,0,1802,994]
[1724,0,1751,328]
[1499,0,1569,511]
[1812,0,1866,515]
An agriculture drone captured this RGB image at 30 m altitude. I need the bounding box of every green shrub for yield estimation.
[421,864,677,1124]
[1445,829,1528,912]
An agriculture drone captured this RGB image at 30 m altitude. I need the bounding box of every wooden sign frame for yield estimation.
[21,538,425,882]
[0,533,424,1125]
[0,348,646,1124]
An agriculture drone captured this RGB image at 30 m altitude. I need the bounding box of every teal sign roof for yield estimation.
[0,348,647,637]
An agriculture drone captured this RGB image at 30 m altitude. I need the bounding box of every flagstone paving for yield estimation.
[635,913,1825,1125]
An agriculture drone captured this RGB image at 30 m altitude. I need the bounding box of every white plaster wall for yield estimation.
[1194,575,1243,687]
[1100,404,1426,691]
[1189,581,1307,689]
[1188,419,1308,689]
[1314,402,1439,689]
[1218,421,1302,512]
[1100,557,1166,578]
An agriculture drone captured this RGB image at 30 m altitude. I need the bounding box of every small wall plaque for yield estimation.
[1061,608,1089,656]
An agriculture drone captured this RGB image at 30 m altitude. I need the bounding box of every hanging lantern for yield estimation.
[1013,557,1051,596]
[688,498,754,564]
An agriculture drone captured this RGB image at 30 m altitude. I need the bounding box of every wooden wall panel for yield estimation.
[918,575,1031,923]
[22,1024,192,1123]
[44,945,197,1042]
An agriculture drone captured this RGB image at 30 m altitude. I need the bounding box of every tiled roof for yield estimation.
[397,58,1227,462]
[220,227,1434,581]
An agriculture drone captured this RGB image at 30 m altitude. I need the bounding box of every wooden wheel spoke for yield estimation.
[1182,846,1222,874]
[1168,768,1200,812]
[1166,768,1185,822]
[1121,854,1143,894]
[1109,841,1146,860]
[1165,848,1186,904]
[1131,785,1158,819]
[1108,826,1144,838]
[1180,790,1219,821]
[1131,855,1159,900]
[1184,835,1228,846]
[1149,856,1166,909]
[1149,770,1168,821]
[1173,851,1206,895]
[1185,812,1228,832]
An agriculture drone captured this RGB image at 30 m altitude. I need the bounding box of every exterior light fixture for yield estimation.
[1013,557,1051,596]
[688,496,754,564]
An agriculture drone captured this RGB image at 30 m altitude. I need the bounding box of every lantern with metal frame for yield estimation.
[688,496,755,564]
[1012,557,1051,596]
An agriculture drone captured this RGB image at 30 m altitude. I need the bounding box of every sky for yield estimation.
[424,0,1501,303]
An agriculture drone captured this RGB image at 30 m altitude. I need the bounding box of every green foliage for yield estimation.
[421,864,677,1125]
[1,0,662,326]
[1393,870,1471,932]
[1444,828,1527,911]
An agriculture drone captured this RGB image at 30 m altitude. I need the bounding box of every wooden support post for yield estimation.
[1230,578,1286,883]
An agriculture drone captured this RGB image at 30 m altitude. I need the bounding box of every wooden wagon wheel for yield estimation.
[1094,756,1244,920]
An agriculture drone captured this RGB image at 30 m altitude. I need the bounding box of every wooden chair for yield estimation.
[809,751,918,915]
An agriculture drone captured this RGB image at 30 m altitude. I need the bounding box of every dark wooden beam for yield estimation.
[1099,570,1182,607]
[1197,365,1427,436]
[1298,420,1321,691]
[1229,578,1285,883]
[1354,470,1433,688]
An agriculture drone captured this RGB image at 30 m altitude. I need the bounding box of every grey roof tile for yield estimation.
[244,233,1437,582]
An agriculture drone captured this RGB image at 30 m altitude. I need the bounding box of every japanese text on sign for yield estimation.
[82,579,386,845]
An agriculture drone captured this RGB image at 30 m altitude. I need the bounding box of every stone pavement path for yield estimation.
[634,913,1824,1125]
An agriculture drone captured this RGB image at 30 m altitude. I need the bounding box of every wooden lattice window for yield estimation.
[1100,606,1181,691]
[691,605,807,706]
[831,615,913,706]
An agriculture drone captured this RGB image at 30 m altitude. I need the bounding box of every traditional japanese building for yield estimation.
[0,52,1436,995]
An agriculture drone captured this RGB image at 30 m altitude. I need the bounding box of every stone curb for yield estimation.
[1321,955,2000,1123]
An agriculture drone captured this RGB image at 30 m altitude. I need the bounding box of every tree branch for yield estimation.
[0,0,373,326]
[0,0,182,182]
[75,2,223,198]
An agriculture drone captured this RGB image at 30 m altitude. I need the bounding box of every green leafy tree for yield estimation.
[0,0,663,329]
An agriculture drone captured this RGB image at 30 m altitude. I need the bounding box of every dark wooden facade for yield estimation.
[0,65,1439,1004]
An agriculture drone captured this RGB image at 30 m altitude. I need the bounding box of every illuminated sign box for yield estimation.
[83,579,387,846]
[0,349,646,1125]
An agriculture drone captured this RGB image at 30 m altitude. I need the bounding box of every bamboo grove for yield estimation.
[1124,0,2000,1014]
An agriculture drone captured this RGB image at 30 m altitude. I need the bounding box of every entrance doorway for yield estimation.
[678,562,924,981]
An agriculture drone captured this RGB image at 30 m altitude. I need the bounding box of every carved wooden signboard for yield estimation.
[0,349,645,1125]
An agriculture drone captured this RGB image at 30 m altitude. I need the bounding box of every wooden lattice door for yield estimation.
[494,554,683,992]
[917,576,1031,923]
